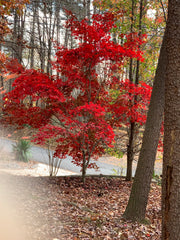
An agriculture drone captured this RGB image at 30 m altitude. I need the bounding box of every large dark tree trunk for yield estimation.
[123,30,167,221]
[162,1,180,239]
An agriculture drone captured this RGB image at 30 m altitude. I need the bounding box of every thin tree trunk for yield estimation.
[30,2,37,68]
[126,122,135,181]
[12,10,18,60]
[0,43,4,99]
[0,75,4,102]
[126,0,135,181]
[64,27,69,48]
[162,1,180,238]
[86,0,91,19]
[123,29,166,221]
[135,0,143,85]
[126,0,144,181]
[19,10,26,63]
[44,1,54,75]
[82,151,87,185]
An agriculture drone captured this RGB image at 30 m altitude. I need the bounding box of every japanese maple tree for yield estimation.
[2,11,146,182]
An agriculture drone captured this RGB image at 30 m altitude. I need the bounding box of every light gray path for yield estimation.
[0,138,162,176]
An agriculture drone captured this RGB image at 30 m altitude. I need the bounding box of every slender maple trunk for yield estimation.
[82,151,87,185]
[162,1,180,238]
[123,29,166,221]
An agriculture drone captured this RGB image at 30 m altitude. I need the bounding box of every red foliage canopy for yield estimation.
[2,12,151,174]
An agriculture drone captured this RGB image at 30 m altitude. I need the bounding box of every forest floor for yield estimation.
[0,152,162,240]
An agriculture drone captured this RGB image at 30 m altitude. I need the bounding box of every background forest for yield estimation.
[1,0,166,89]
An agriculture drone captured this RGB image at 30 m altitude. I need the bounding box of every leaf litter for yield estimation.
[0,158,161,240]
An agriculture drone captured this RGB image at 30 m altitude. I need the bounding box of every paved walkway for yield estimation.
[0,138,162,177]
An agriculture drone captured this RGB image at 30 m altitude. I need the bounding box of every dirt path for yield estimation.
[0,171,67,240]
[0,152,74,240]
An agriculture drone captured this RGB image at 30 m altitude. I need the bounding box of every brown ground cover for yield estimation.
[0,154,161,240]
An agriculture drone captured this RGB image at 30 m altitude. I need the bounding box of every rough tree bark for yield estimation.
[162,0,180,238]
[123,29,167,221]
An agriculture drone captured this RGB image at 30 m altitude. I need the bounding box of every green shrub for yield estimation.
[152,170,162,186]
[13,139,31,162]
[105,147,124,159]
